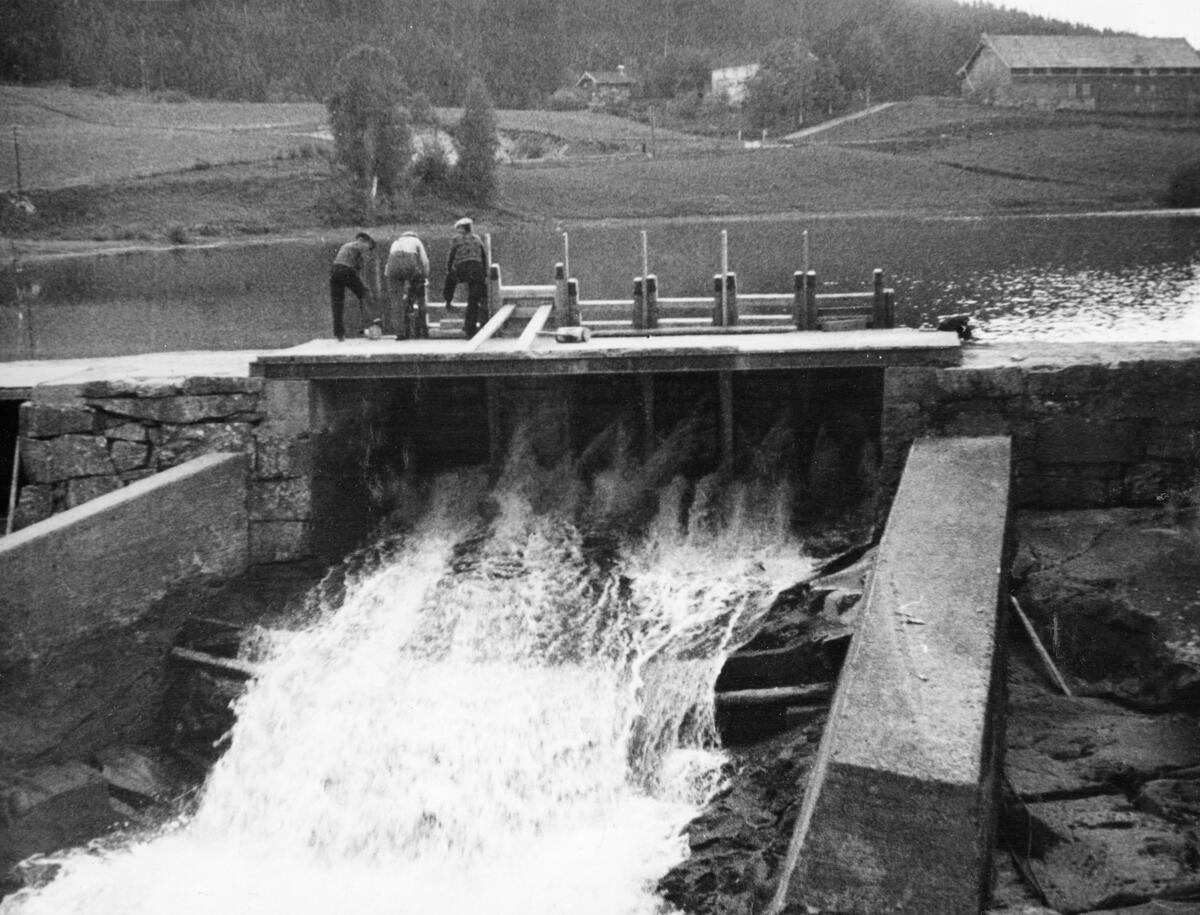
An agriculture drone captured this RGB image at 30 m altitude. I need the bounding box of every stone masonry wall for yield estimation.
[12,342,1200,567]
[12,374,318,565]
[15,376,265,530]
[882,343,1200,509]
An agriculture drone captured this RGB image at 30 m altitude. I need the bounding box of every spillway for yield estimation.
[1,424,815,915]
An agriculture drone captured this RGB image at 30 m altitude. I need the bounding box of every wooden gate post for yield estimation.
[645,274,659,329]
[872,268,887,328]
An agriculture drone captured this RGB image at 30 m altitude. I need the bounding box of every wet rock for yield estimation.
[1135,779,1200,825]
[1079,903,1200,914]
[1024,795,1198,914]
[1006,693,1200,799]
[1013,508,1200,709]
[658,720,823,915]
[162,666,246,764]
[988,850,1054,912]
[90,746,193,808]
[0,762,121,872]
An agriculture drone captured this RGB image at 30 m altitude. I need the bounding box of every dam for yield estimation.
[2,259,1199,913]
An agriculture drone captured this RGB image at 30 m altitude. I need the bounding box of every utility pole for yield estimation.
[12,126,22,199]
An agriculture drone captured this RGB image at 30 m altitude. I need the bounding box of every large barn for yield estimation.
[957,33,1200,114]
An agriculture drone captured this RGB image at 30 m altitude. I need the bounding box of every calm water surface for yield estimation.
[2,212,1197,360]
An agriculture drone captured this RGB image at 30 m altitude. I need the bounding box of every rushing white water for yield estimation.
[2,429,812,915]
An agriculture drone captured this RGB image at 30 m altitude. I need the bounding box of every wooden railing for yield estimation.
[481,262,896,337]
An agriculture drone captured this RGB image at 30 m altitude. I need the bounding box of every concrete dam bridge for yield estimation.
[6,258,1108,912]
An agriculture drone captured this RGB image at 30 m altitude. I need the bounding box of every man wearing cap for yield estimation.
[329,231,377,341]
[385,230,431,339]
[442,217,489,337]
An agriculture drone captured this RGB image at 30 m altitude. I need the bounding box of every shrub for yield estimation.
[408,91,437,125]
[548,88,588,111]
[1165,161,1200,208]
[411,140,452,191]
[166,224,190,245]
[510,133,553,160]
[153,89,192,104]
[664,91,703,121]
[316,173,370,225]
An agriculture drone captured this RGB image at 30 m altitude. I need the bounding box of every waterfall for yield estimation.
[3,427,812,915]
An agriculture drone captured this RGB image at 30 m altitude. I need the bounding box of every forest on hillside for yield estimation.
[2,0,1108,108]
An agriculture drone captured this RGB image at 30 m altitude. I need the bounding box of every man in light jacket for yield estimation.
[386,230,431,339]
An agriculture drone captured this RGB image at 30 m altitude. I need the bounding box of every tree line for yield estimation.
[3,0,1108,109]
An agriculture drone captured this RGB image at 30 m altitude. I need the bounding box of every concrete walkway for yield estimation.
[0,350,272,400]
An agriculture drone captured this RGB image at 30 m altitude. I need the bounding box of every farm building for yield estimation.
[576,66,637,107]
[957,33,1200,114]
[710,63,760,106]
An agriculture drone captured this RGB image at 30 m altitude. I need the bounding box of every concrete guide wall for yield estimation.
[0,452,248,664]
[774,435,1011,914]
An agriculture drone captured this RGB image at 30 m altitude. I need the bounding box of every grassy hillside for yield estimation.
[2,87,1196,253]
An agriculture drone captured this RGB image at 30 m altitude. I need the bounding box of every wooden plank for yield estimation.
[463,303,516,352]
[516,304,553,351]
[170,646,261,680]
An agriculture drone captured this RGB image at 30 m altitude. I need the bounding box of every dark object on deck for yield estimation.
[937,313,974,341]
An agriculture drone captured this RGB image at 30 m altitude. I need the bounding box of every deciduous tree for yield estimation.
[327,45,412,198]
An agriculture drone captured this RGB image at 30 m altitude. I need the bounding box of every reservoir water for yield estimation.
[3,211,1197,360]
[0,429,814,915]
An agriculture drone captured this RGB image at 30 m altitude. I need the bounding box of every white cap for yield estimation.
[454,217,472,230]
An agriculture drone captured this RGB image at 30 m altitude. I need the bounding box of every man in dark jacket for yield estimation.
[329,232,376,341]
[442,217,489,337]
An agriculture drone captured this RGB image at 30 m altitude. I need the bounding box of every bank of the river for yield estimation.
[2,93,1197,255]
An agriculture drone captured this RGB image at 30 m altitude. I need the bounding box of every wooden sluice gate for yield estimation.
[242,234,963,553]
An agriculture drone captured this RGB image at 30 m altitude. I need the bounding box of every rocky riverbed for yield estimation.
[661,506,1200,915]
[2,509,1198,911]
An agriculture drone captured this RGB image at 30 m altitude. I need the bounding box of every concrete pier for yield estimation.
[771,436,1012,914]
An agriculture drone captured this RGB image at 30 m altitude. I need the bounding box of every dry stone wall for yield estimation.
[12,374,317,565]
[882,343,1200,510]
[15,376,264,529]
